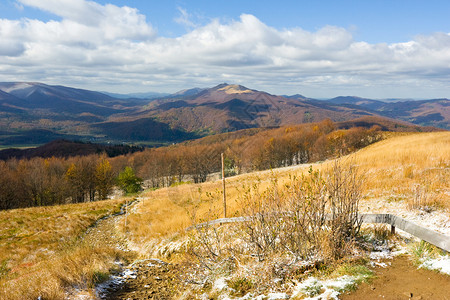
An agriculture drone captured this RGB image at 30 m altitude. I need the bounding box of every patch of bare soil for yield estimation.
[341,255,450,300]
[106,260,198,300]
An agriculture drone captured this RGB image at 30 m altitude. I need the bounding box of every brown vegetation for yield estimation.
[121,132,449,258]
[0,119,382,210]
[0,199,131,300]
[0,155,117,210]
[118,119,381,189]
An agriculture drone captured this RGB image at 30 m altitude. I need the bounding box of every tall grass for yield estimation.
[0,198,132,300]
[351,132,450,210]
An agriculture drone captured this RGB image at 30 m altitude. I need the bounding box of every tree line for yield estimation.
[113,119,381,188]
[0,120,381,210]
[0,155,141,210]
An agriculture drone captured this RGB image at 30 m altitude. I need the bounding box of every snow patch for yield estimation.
[213,277,228,291]
[293,273,371,300]
[419,255,450,275]
[266,292,290,299]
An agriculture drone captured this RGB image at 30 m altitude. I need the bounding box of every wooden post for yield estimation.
[125,199,128,231]
[221,153,227,218]
[391,225,396,235]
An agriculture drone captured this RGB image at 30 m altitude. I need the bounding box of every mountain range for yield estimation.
[0,82,447,147]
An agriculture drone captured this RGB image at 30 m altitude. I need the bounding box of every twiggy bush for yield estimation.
[324,160,363,260]
[280,168,328,260]
[187,159,363,289]
[239,176,286,260]
[238,160,362,263]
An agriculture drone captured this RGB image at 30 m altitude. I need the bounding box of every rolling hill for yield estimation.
[0,139,144,160]
[326,96,450,129]
[0,82,447,147]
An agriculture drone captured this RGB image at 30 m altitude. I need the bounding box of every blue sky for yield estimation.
[0,0,449,98]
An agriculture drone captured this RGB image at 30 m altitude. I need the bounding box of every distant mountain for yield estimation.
[325,96,450,129]
[0,82,447,148]
[327,96,386,110]
[130,83,375,133]
[169,87,207,98]
[0,82,148,145]
[102,91,170,100]
[284,94,313,101]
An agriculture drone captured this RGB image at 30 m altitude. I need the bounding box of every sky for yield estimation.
[0,0,449,99]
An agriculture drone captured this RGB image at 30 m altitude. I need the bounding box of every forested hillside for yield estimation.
[0,120,383,210]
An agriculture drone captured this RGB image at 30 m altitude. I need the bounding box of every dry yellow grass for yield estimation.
[2,132,442,298]
[0,198,130,300]
[352,132,450,208]
[124,170,289,242]
[123,132,449,256]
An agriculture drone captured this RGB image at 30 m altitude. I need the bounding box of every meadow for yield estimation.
[0,198,134,300]
[0,131,448,299]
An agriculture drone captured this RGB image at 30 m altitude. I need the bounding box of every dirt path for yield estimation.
[105,259,195,300]
[341,255,450,300]
[83,213,129,250]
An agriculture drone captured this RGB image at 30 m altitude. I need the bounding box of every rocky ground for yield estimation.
[103,259,195,300]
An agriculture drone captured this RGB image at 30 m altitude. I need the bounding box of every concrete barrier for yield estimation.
[361,214,450,252]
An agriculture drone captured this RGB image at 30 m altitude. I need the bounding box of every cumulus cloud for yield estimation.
[0,0,449,98]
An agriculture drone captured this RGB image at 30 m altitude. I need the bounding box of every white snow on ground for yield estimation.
[292,275,362,300]
[265,292,290,300]
[360,197,450,236]
[369,245,407,261]
[360,196,450,275]
[95,267,137,299]
[213,277,228,291]
[420,256,450,275]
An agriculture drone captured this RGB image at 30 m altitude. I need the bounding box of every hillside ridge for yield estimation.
[0,82,447,147]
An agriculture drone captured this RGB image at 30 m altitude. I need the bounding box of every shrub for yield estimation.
[117,166,143,194]
[239,160,362,262]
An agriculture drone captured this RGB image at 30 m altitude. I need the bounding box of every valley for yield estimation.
[0,82,447,148]
[1,1,449,299]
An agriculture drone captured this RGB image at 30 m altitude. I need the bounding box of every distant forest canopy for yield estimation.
[0,119,384,210]
[0,139,144,161]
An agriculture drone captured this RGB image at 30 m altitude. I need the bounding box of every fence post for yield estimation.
[221,153,227,218]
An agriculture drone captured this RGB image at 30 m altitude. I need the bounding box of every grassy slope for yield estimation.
[0,198,131,300]
[0,132,447,298]
[123,132,449,255]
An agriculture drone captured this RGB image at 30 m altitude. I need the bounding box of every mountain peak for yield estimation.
[214,83,254,94]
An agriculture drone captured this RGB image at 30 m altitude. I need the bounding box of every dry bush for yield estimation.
[189,160,363,270]
[239,175,286,260]
[324,160,363,260]
[281,168,329,261]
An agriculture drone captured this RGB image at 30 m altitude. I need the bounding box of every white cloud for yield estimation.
[174,7,197,29]
[0,0,449,98]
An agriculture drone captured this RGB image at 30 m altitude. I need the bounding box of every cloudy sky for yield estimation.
[0,0,449,98]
